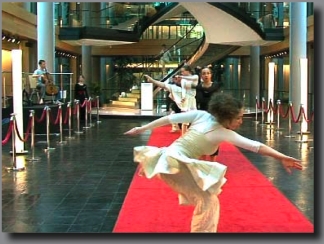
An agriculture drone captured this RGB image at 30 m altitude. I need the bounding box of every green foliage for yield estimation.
[90,82,101,96]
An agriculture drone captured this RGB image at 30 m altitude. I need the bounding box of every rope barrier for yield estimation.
[88,97,94,127]
[275,100,283,132]
[289,105,303,124]
[44,106,56,152]
[57,103,67,145]
[301,107,314,123]
[83,98,90,129]
[63,104,70,125]
[26,110,41,162]
[49,105,61,125]
[14,117,32,143]
[72,101,78,115]
[6,113,25,171]
[284,102,296,138]
[96,96,101,124]
[65,102,75,139]
[74,100,83,134]
[34,108,47,123]
[2,120,13,145]
[279,103,290,119]
[252,96,259,124]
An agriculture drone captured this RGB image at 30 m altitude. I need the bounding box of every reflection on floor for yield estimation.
[2,106,314,233]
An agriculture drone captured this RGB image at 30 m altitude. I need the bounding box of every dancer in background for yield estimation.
[144,64,198,135]
[158,44,172,76]
[124,93,303,233]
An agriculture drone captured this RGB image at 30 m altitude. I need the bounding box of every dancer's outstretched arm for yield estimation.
[144,75,168,90]
[124,116,170,135]
[257,144,303,173]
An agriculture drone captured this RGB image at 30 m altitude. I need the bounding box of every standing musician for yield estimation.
[32,59,59,104]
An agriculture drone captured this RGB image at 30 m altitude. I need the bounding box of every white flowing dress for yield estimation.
[134,110,261,203]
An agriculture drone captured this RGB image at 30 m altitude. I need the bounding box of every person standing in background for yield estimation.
[195,67,223,111]
[32,60,48,104]
[74,74,89,120]
[194,66,223,160]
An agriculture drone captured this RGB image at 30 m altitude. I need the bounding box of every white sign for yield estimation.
[141,83,153,111]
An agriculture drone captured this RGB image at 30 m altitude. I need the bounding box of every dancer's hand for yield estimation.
[281,157,304,174]
[124,126,144,135]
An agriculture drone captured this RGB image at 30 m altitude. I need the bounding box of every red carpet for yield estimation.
[113,126,314,233]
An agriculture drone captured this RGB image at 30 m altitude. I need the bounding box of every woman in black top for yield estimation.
[194,67,223,160]
[74,75,89,120]
[195,67,223,111]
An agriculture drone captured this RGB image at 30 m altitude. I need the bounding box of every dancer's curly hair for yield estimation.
[208,93,243,125]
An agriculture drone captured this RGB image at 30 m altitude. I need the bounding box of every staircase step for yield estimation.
[103,103,140,109]
[112,100,138,107]
[130,89,141,94]
[118,97,139,102]
[126,93,141,98]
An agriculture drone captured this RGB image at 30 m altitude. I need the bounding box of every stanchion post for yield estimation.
[26,110,41,161]
[44,106,56,152]
[252,95,259,124]
[285,101,296,138]
[66,102,75,139]
[265,99,274,125]
[88,97,94,127]
[57,104,67,145]
[295,104,309,143]
[96,95,101,124]
[7,113,25,171]
[83,98,90,129]
[259,97,267,126]
[275,99,283,132]
[74,100,83,134]
[3,76,7,108]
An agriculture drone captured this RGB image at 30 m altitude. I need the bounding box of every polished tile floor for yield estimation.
[1,106,314,233]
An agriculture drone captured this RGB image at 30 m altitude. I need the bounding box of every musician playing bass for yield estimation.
[32,59,59,104]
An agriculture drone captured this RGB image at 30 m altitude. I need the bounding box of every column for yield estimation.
[250,47,260,107]
[81,2,92,92]
[100,58,107,105]
[37,2,55,73]
[81,46,92,92]
[232,57,239,95]
[92,57,100,87]
[101,2,109,28]
[61,2,70,27]
[289,2,307,131]
[249,3,261,107]
[276,58,284,97]
[240,57,250,106]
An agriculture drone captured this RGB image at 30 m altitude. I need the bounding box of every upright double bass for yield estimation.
[42,69,59,95]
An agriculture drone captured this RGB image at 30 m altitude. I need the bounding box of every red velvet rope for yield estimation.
[87,100,91,113]
[63,106,70,125]
[2,121,13,145]
[49,107,61,125]
[270,101,277,115]
[262,100,271,114]
[34,109,46,123]
[279,104,290,118]
[93,99,98,108]
[301,107,314,123]
[289,106,303,123]
[73,104,78,115]
[80,100,87,108]
[14,118,32,143]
